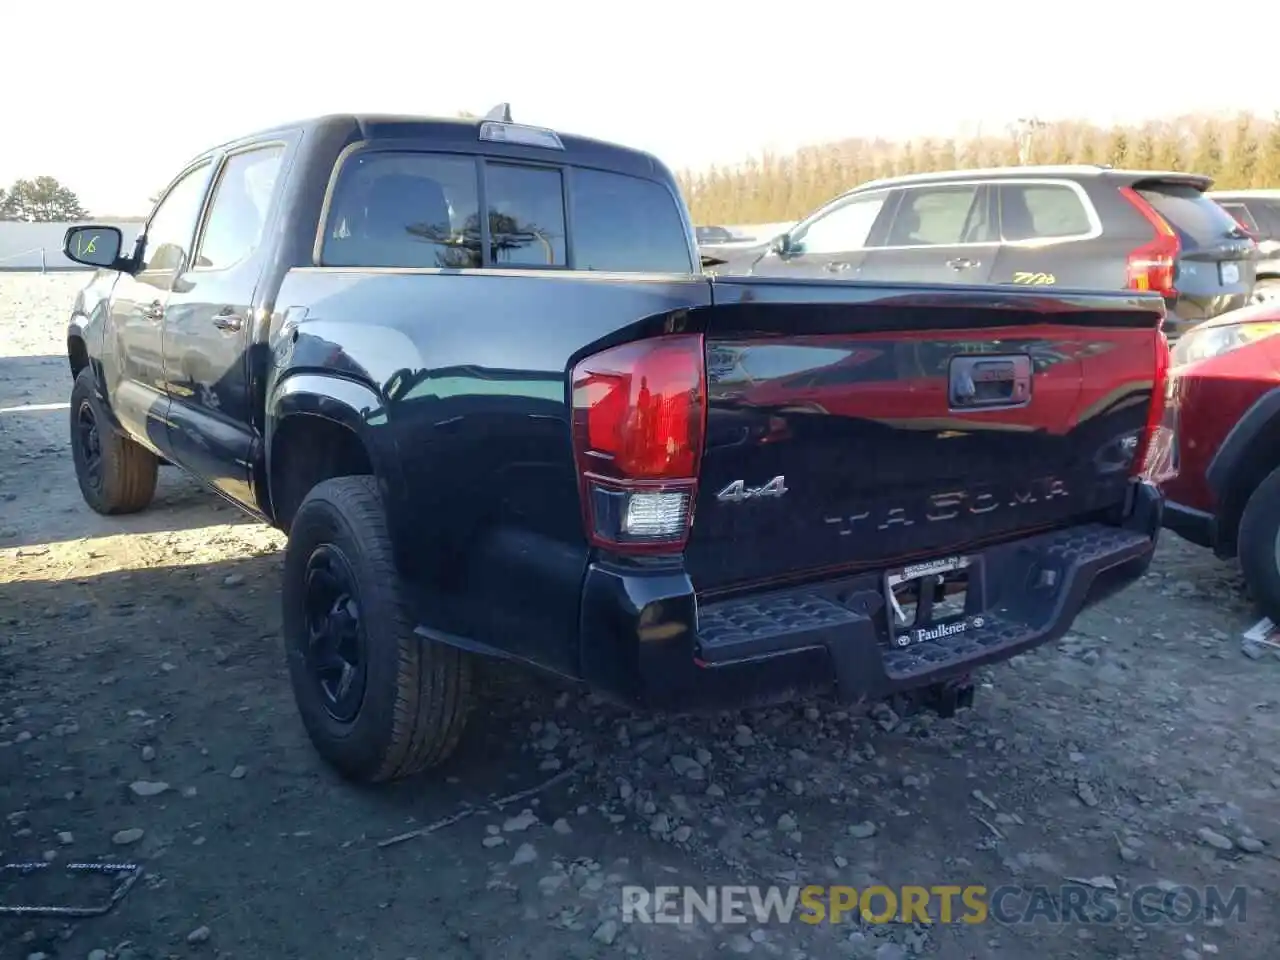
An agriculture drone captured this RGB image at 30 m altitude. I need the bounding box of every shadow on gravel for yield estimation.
[0,465,258,550]
[0,549,576,815]
[0,354,70,409]
[0,375,257,549]
[0,550,602,957]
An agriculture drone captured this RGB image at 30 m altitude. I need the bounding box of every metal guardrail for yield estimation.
[0,246,95,273]
[0,246,49,271]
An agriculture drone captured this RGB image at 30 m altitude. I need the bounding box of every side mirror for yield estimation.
[770,233,793,256]
[63,226,125,270]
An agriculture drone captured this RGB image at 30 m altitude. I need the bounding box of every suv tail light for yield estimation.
[571,334,707,553]
[1120,186,1180,300]
[1132,332,1179,485]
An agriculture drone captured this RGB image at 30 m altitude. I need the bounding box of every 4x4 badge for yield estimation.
[716,476,788,503]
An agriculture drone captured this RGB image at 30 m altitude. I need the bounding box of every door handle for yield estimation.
[212,312,244,332]
[825,261,853,273]
[947,258,979,270]
[143,301,164,321]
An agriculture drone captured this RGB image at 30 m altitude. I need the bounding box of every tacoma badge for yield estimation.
[716,476,788,503]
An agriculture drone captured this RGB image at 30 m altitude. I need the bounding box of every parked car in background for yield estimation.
[695,224,735,245]
[715,165,1258,339]
[1163,301,1280,618]
[1209,189,1280,303]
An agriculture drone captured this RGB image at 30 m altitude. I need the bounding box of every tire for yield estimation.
[282,475,473,782]
[1237,464,1280,622]
[1254,279,1280,305]
[69,367,158,515]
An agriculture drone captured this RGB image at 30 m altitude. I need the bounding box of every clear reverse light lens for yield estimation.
[623,492,689,539]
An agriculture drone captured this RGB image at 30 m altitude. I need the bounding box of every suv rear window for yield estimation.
[1217,201,1259,234]
[1136,183,1242,245]
[320,150,692,273]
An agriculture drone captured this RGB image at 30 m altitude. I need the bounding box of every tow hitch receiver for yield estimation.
[891,675,976,719]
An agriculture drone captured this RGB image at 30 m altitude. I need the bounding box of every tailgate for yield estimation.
[685,279,1164,594]
[1135,181,1258,320]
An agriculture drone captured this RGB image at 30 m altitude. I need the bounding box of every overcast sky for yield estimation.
[5,0,1279,216]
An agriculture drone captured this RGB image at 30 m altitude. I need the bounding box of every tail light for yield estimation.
[1120,186,1180,299]
[1132,332,1179,485]
[571,334,707,553]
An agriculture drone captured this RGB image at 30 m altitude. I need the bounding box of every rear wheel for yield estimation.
[69,368,158,515]
[282,475,473,782]
[1237,464,1280,622]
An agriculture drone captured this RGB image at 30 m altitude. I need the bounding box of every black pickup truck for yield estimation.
[62,108,1177,783]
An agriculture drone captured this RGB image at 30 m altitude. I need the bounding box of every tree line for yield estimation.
[8,111,1280,227]
[677,112,1280,226]
[0,176,89,222]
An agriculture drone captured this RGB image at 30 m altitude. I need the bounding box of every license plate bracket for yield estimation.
[884,555,981,648]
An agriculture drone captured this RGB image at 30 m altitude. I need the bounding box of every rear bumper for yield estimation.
[580,482,1163,711]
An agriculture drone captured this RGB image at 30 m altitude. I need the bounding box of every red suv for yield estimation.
[1163,301,1280,617]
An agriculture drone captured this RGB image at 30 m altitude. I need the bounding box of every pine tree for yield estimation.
[1227,113,1261,188]
[1261,112,1280,188]
[1191,120,1224,178]
[1078,133,1099,166]
[1105,129,1130,167]
[1133,125,1158,169]
[680,112,1280,225]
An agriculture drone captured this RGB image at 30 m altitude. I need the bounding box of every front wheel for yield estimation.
[69,368,158,515]
[282,475,473,782]
[1237,464,1280,622]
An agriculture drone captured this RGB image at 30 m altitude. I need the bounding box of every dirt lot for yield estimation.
[2,272,1279,960]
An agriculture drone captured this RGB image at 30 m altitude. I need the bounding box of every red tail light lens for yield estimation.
[571,334,707,552]
[1133,332,1179,485]
[1120,186,1180,300]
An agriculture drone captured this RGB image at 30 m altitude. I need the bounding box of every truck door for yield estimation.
[104,161,213,455]
[162,143,288,510]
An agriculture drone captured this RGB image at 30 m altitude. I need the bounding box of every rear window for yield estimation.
[320,150,692,273]
[486,163,567,267]
[572,168,693,272]
[999,183,1093,241]
[1136,184,1241,245]
[1251,200,1280,236]
[1217,201,1259,234]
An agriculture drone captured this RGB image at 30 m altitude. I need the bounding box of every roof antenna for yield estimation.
[483,103,512,122]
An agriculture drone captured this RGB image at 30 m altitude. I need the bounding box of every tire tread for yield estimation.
[289,476,471,782]
[70,368,157,515]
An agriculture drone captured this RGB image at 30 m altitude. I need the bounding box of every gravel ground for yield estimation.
[2,272,1280,960]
